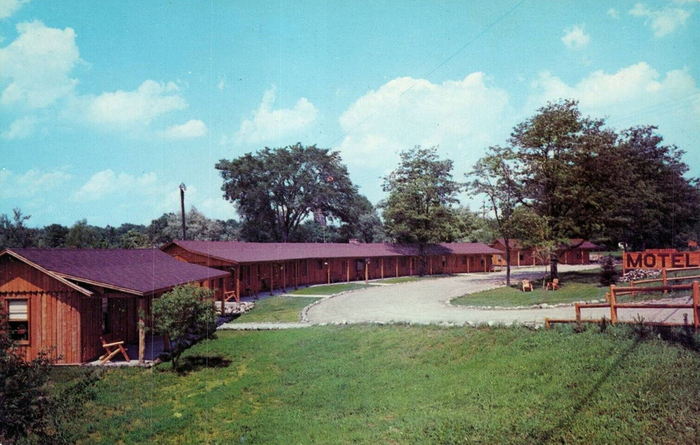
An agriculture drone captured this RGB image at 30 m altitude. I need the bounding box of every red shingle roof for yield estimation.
[3,248,229,296]
[166,240,502,264]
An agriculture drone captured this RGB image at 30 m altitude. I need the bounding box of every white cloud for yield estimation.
[629,3,691,37]
[2,115,37,139]
[607,8,620,19]
[217,78,226,90]
[160,119,208,139]
[0,0,29,19]
[83,80,187,127]
[71,169,162,202]
[528,62,700,157]
[0,21,80,108]
[0,168,72,199]
[338,73,511,170]
[234,87,318,144]
[561,25,590,50]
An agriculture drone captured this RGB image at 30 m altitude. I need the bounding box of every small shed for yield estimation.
[0,248,228,364]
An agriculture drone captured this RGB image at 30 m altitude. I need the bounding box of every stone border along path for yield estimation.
[218,264,695,330]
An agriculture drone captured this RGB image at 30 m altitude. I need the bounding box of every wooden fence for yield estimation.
[545,280,700,330]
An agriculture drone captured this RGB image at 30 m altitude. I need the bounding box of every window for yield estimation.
[8,299,29,343]
[102,297,111,335]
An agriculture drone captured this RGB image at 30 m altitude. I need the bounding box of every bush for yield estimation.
[599,255,618,286]
[152,285,217,371]
[0,312,98,444]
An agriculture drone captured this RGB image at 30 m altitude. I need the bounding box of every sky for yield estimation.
[1,0,699,228]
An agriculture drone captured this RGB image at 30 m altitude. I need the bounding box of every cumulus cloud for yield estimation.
[528,62,700,158]
[0,21,80,108]
[0,168,72,199]
[561,25,590,50]
[2,115,37,139]
[160,119,208,139]
[234,87,318,144]
[607,8,620,19]
[71,169,162,202]
[338,73,511,170]
[0,0,29,19]
[82,80,187,127]
[629,3,691,37]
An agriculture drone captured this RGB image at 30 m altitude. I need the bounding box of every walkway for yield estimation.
[303,265,694,327]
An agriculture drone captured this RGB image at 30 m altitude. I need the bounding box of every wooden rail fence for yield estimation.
[545,280,700,330]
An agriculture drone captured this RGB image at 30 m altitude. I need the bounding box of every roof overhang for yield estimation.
[0,249,94,296]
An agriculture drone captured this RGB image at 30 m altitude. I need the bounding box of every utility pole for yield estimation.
[179,183,187,240]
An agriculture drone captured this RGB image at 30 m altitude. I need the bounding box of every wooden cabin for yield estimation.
[0,248,228,364]
[491,238,601,267]
[162,241,501,298]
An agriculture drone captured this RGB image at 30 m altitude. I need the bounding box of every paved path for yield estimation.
[304,265,695,327]
[219,322,309,330]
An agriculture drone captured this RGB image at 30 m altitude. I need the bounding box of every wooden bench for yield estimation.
[521,280,533,292]
[99,336,130,364]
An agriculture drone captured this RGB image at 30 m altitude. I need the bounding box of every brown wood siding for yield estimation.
[0,255,83,364]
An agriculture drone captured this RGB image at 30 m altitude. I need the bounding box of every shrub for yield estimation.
[0,311,97,444]
[152,285,217,370]
[599,255,618,286]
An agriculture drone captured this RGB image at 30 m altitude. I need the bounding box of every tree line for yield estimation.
[2,100,699,258]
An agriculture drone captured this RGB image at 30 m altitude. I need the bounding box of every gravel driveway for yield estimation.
[304,265,695,326]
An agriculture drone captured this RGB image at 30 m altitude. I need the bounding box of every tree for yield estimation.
[120,229,151,248]
[600,126,700,250]
[380,146,462,273]
[65,220,101,248]
[469,146,522,285]
[508,100,619,278]
[337,195,386,243]
[38,224,69,248]
[216,143,360,242]
[0,208,36,248]
[152,285,217,371]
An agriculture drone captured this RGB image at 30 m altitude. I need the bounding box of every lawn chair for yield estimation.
[99,336,130,364]
[545,278,560,291]
[521,279,533,292]
[223,290,239,302]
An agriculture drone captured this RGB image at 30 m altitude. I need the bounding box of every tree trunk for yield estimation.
[505,245,511,286]
[550,253,559,281]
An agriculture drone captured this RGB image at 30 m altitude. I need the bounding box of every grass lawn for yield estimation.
[289,282,375,295]
[231,296,321,323]
[56,325,700,444]
[453,269,608,307]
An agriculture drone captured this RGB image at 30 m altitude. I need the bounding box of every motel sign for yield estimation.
[623,250,700,271]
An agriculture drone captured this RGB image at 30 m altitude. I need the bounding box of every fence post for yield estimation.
[662,269,668,295]
[575,304,581,322]
[693,280,699,330]
[609,284,618,323]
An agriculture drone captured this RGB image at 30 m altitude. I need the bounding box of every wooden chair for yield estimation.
[223,290,239,302]
[99,336,130,364]
[521,280,533,292]
[545,278,560,291]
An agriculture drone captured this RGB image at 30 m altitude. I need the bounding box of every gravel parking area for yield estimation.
[304,265,695,326]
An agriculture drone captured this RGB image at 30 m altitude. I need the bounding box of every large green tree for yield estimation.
[380,146,462,273]
[468,146,524,285]
[216,143,360,242]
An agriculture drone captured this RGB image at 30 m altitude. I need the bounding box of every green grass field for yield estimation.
[452,270,608,307]
[55,325,700,444]
[231,296,321,323]
[289,282,375,295]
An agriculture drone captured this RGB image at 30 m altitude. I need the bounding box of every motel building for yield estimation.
[1,241,501,364]
[0,248,228,364]
[162,240,502,298]
[490,238,601,268]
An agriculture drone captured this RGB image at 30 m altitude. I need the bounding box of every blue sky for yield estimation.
[1,0,699,227]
